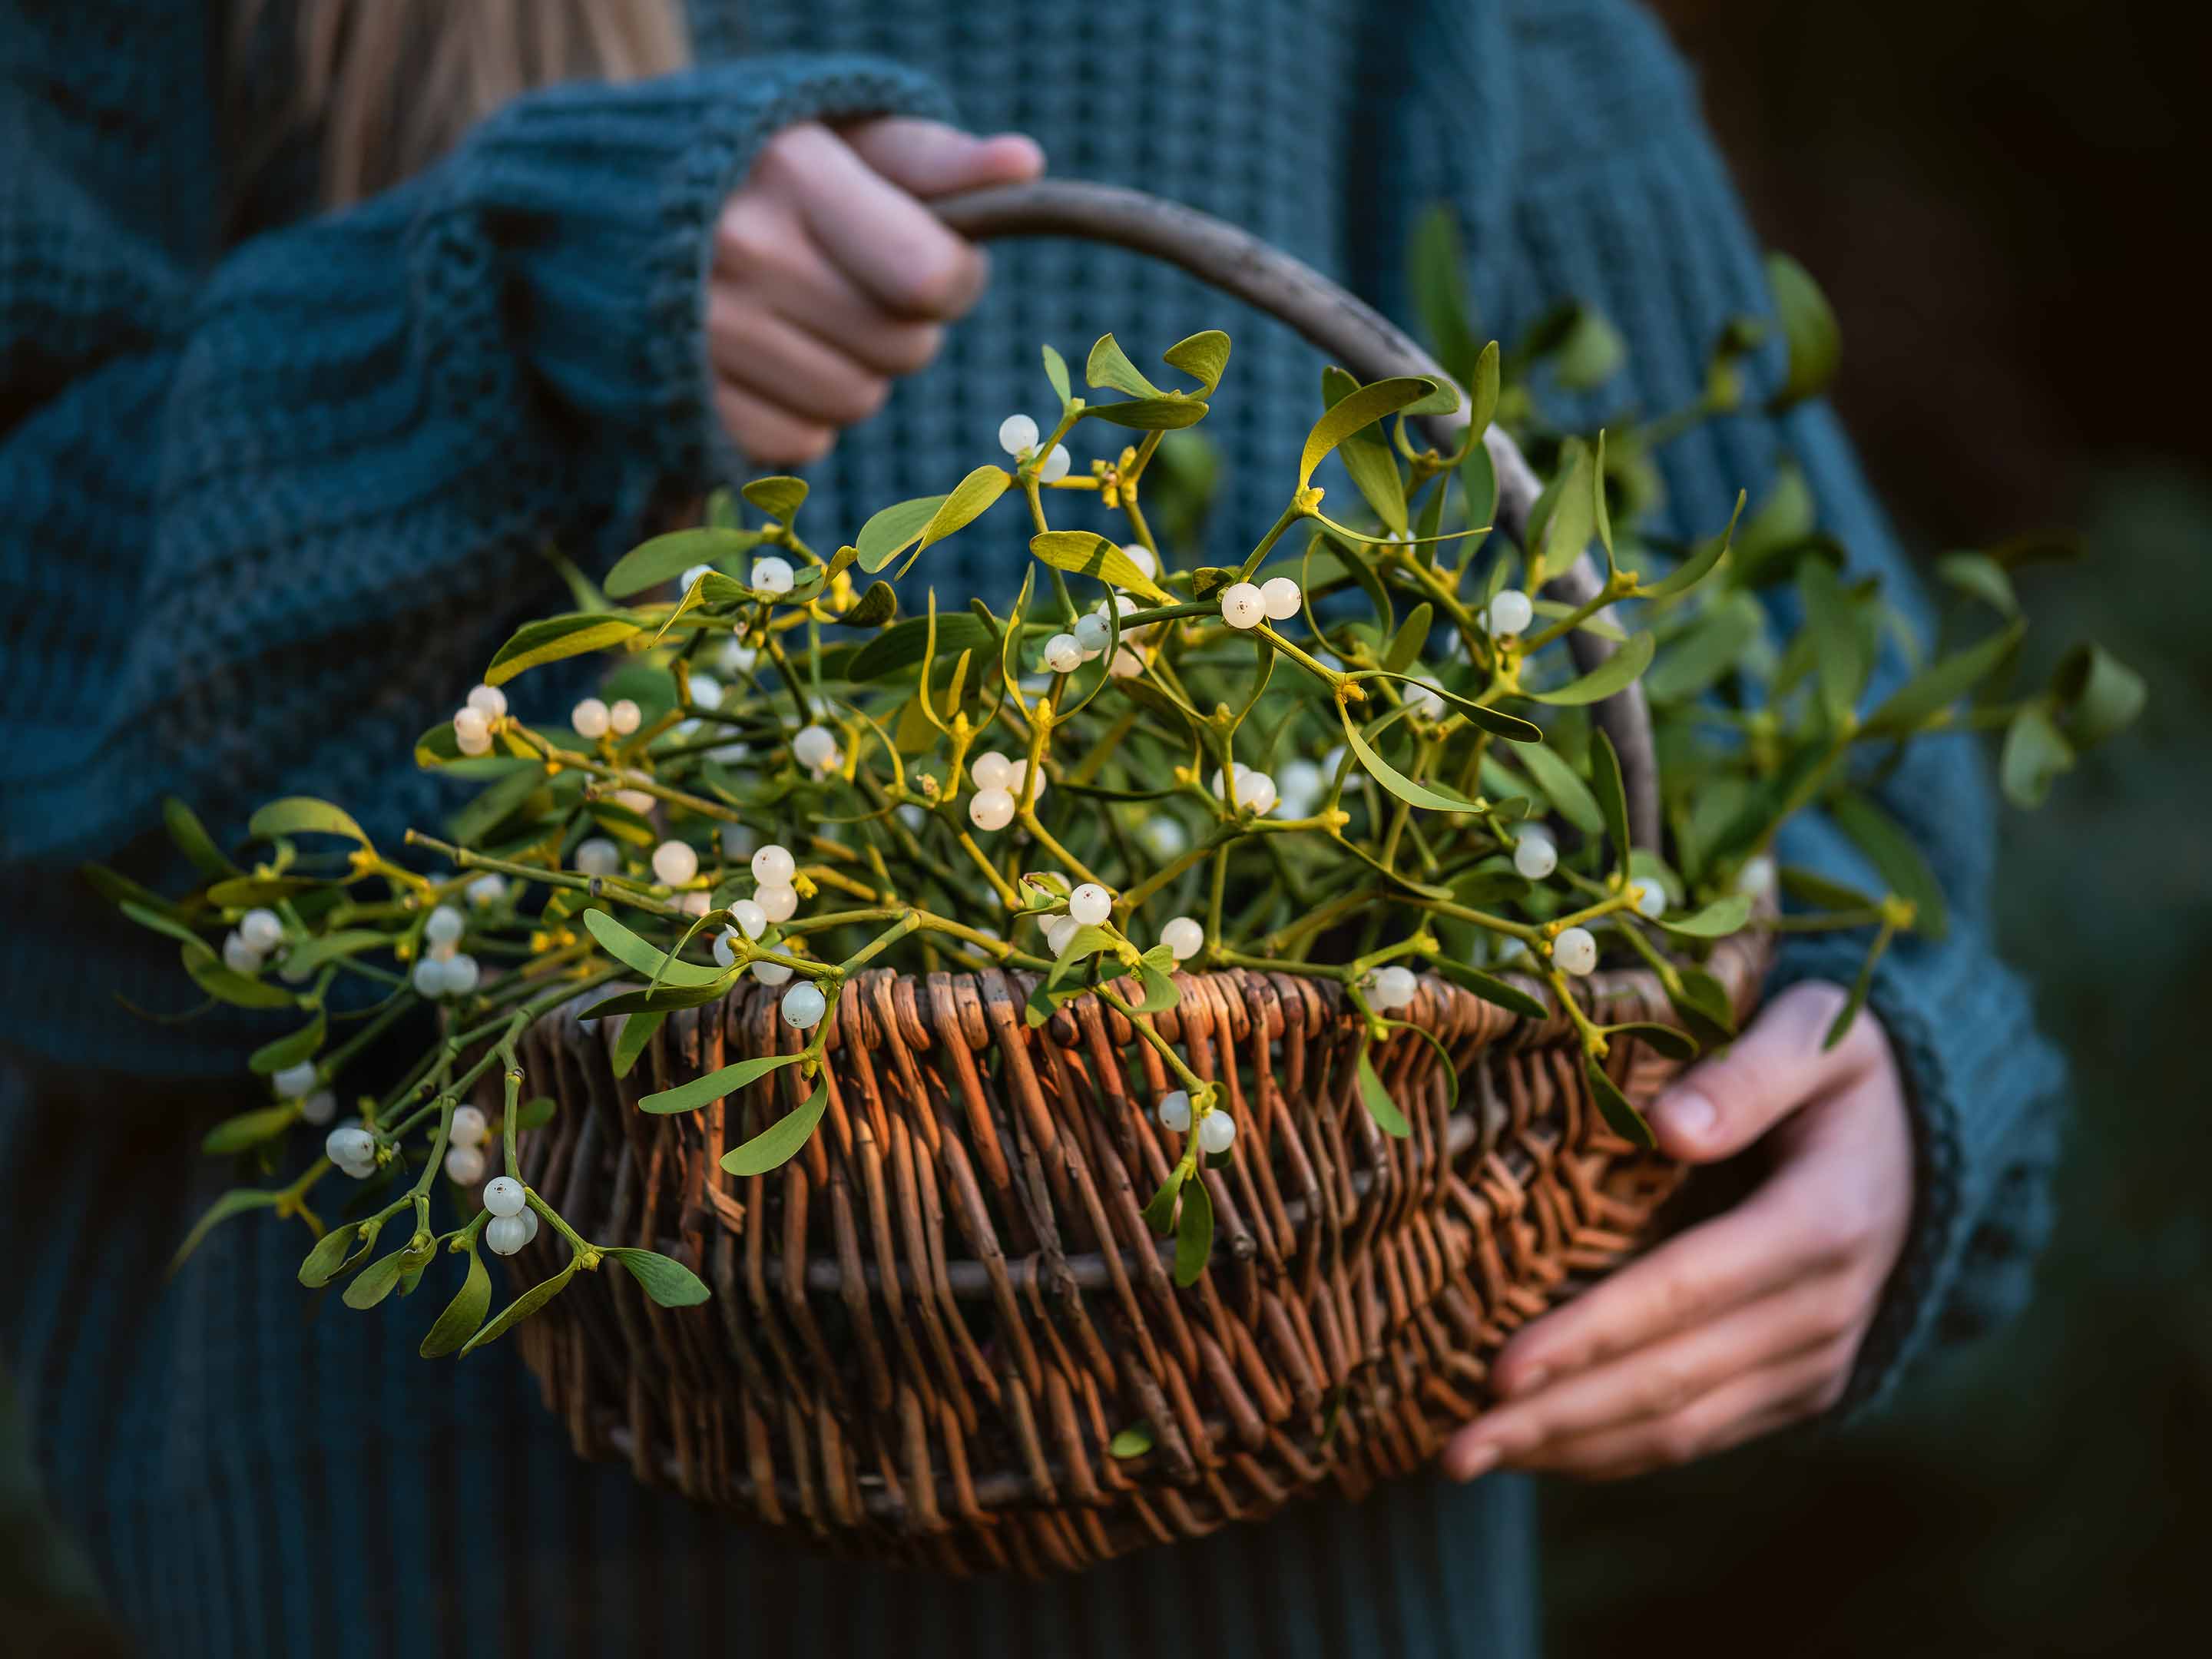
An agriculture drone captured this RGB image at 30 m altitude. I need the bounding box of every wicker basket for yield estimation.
[478,183,1773,1576]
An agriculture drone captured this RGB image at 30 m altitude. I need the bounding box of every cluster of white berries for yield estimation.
[409,902,481,998]
[792,723,843,775]
[326,1124,379,1179]
[1479,588,1535,640]
[1218,575,1302,631]
[1060,596,1147,679]
[998,414,1072,483]
[1360,963,1421,1012]
[967,750,1045,832]
[439,1103,493,1185]
[222,906,286,975]
[272,1060,334,1124]
[451,683,506,757]
[1551,926,1598,976]
[570,696,641,741]
[1211,763,1279,816]
[1154,1089,1237,1152]
[481,1174,541,1257]
[742,845,802,982]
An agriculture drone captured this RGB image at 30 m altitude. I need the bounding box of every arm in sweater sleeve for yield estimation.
[1375,0,2066,1416]
[0,7,948,1068]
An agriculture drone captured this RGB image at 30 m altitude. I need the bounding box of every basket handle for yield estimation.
[932,179,1661,848]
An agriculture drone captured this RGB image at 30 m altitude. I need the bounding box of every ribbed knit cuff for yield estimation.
[431,54,955,485]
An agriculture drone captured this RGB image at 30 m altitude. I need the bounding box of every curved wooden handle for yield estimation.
[931,178,1661,848]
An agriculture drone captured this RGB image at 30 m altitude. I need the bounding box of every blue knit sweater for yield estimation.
[0,2,2064,1654]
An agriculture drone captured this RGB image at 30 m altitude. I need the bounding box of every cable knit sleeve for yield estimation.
[1370,0,2068,1416]
[0,4,950,1070]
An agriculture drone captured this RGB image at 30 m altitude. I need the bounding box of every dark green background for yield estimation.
[1546,4,2210,1651]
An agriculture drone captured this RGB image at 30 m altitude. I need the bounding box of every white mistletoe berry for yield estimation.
[240,908,283,952]
[608,698,642,736]
[575,837,621,878]
[729,899,768,940]
[1108,646,1145,678]
[1238,771,1278,816]
[971,750,1012,792]
[651,839,698,888]
[1122,542,1157,580]
[781,981,827,1029]
[1219,581,1265,629]
[326,1126,376,1177]
[1043,914,1081,956]
[1068,883,1112,927]
[1198,1111,1237,1155]
[442,954,481,995]
[1043,632,1083,674]
[1005,758,1045,800]
[713,928,738,969]
[686,674,721,712]
[1277,758,1325,817]
[424,905,464,946]
[1512,825,1558,880]
[443,1142,486,1187]
[466,873,507,907]
[482,1174,526,1217]
[449,1104,488,1148]
[1552,926,1598,976]
[1260,575,1302,621]
[300,1088,336,1126]
[611,788,656,818]
[272,1060,318,1099]
[757,883,797,922]
[466,684,508,719]
[1363,965,1419,1011]
[485,1214,530,1257]
[1634,882,1667,919]
[1735,855,1777,899]
[1139,816,1188,859]
[411,957,448,998]
[998,413,1039,456]
[751,557,795,594]
[452,706,492,754]
[751,959,793,986]
[793,724,839,770]
[751,844,794,886]
[1157,1089,1193,1134]
[680,562,714,591]
[677,891,711,918]
[1485,588,1535,638]
[222,931,264,975]
[969,787,1015,831]
[1072,611,1114,657]
[1160,916,1204,962]
[1038,443,1073,483]
[571,697,611,739]
[1407,682,1448,721]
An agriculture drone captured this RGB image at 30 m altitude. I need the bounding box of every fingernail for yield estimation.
[1654,1088,1714,1141]
[1452,1442,1499,1482]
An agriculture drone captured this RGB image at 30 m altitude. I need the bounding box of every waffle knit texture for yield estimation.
[0,1,2064,1654]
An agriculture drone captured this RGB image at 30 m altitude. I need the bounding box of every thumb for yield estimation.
[841,118,1046,200]
[1650,980,1875,1163]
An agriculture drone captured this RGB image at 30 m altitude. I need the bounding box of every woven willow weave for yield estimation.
[485,935,1766,1577]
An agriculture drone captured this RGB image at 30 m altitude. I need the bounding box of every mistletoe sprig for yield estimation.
[108,222,2141,1355]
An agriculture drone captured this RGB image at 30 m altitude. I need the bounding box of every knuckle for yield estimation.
[881,322,943,375]
[891,240,981,316]
[1635,1360,1697,1417]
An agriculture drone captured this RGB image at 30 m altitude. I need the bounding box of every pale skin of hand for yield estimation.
[710,118,1045,466]
[1445,979,1914,1482]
